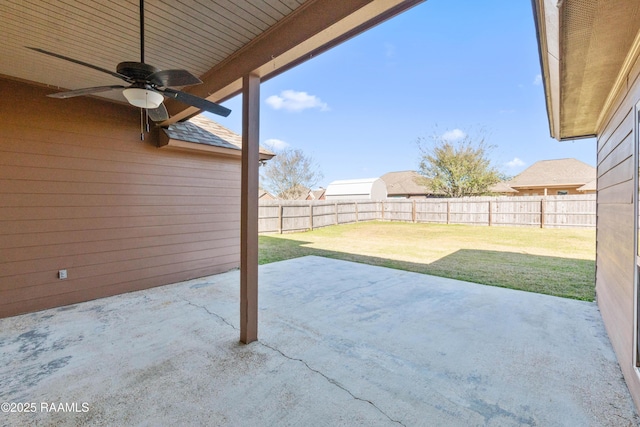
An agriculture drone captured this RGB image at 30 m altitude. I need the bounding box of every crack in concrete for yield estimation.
[613,412,639,424]
[336,281,397,296]
[259,340,407,427]
[179,297,237,330]
[180,296,405,426]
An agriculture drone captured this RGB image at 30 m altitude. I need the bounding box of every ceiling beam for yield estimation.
[163,0,424,124]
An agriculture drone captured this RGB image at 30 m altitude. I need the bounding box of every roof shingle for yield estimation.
[163,115,274,156]
[508,159,595,188]
[380,171,432,196]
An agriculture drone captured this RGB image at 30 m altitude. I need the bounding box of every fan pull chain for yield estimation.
[140,108,145,141]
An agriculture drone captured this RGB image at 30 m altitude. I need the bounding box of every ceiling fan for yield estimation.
[27,0,230,124]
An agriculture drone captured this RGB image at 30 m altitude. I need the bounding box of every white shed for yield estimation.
[324,178,387,201]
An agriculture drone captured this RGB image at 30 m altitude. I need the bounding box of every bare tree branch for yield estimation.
[261,148,324,200]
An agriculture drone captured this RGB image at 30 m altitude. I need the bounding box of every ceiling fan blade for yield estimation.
[27,47,133,83]
[148,69,202,87]
[147,103,169,122]
[47,85,126,99]
[160,88,231,117]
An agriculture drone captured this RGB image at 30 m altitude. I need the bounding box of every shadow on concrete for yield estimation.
[259,236,595,301]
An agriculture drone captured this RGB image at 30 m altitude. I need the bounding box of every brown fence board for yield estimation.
[259,195,596,233]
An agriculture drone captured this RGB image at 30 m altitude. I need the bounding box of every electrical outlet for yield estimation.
[58,269,67,280]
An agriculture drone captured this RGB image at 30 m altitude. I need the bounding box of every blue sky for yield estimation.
[205,0,596,188]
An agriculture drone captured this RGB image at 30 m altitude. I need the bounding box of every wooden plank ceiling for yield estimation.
[0,0,423,123]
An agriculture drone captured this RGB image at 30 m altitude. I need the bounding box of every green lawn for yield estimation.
[259,221,596,301]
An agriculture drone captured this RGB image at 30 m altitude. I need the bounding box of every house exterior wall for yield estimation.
[0,78,241,318]
[595,55,640,408]
[510,186,587,196]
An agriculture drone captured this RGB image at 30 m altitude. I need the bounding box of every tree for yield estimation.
[261,148,323,200]
[417,128,502,197]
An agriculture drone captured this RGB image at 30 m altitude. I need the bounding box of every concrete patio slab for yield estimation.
[0,256,638,426]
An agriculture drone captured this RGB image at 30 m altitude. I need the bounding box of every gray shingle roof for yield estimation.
[489,182,518,193]
[577,179,597,192]
[381,171,432,196]
[163,115,274,156]
[508,158,595,188]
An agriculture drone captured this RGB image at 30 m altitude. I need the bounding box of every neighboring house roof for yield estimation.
[161,115,275,160]
[508,159,596,188]
[273,184,310,200]
[381,171,432,196]
[489,182,518,194]
[577,179,597,192]
[291,185,312,200]
[307,188,326,200]
[259,190,276,200]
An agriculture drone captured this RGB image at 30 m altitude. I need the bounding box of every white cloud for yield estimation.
[265,90,329,112]
[441,129,466,142]
[506,157,525,168]
[263,138,289,151]
[533,74,542,85]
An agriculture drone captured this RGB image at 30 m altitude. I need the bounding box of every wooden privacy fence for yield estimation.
[259,195,596,233]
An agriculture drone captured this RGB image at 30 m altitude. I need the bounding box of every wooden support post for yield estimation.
[240,73,260,344]
[381,201,385,220]
[446,200,451,224]
[540,198,545,229]
[278,205,284,234]
[488,201,493,226]
[355,202,359,222]
[335,203,339,225]
[309,204,313,230]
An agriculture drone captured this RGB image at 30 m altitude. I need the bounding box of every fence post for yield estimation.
[412,200,417,223]
[258,195,595,233]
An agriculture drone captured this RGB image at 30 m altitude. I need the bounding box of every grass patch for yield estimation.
[259,221,596,301]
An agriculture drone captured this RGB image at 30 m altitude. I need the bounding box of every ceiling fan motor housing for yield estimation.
[116,62,159,82]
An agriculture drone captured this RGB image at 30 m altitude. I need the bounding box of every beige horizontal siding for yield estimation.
[0,78,241,317]
[595,48,640,409]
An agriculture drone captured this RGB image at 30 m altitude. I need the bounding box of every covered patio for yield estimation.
[0,0,425,343]
[1,257,636,426]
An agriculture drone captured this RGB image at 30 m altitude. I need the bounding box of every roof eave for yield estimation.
[533,0,640,140]
[510,183,589,189]
[158,134,274,161]
[532,0,561,140]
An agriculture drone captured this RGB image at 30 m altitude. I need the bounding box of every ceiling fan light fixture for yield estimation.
[123,87,163,109]
[29,0,231,119]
